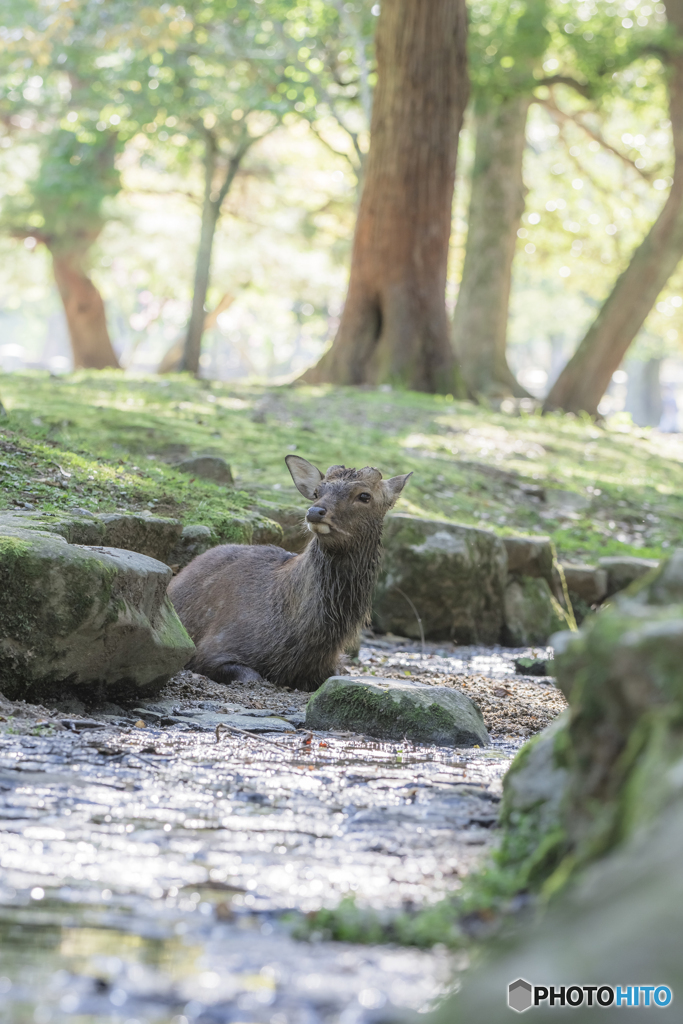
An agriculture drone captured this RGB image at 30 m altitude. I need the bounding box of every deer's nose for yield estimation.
[306,506,327,523]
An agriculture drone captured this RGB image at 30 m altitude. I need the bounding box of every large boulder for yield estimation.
[0,522,194,700]
[427,550,683,1022]
[0,509,182,563]
[305,676,489,747]
[503,576,566,646]
[373,514,507,643]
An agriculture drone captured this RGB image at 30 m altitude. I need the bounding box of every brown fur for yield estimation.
[167,456,411,691]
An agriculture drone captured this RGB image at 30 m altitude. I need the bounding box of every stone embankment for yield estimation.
[0,504,660,705]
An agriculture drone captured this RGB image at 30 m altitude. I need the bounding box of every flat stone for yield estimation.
[503,535,554,582]
[598,555,659,596]
[176,456,234,485]
[305,676,489,747]
[373,514,507,644]
[561,563,608,604]
[503,577,566,646]
[191,712,294,733]
[0,524,194,700]
[0,510,183,563]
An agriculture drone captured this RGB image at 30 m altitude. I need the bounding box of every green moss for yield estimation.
[308,682,478,744]
[1,370,680,562]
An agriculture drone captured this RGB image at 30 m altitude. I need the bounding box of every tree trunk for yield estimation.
[181,132,251,376]
[303,0,469,393]
[182,136,220,375]
[159,294,234,373]
[452,94,532,399]
[544,8,683,416]
[50,249,119,370]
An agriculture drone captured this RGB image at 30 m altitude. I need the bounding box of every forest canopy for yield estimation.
[0,0,681,421]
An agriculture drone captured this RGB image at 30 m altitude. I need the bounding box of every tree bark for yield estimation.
[452,94,532,399]
[50,247,119,370]
[182,132,251,376]
[182,134,221,375]
[544,7,683,416]
[303,0,469,393]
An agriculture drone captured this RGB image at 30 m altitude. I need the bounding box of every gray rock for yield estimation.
[0,509,183,563]
[503,535,554,582]
[96,513,182,562]
[167,523,214,570]
[502,710,570,833]
[432,801,683,1023]
[503,576,567,646]
[0,524,194,699]
[598,555,659,596]
[176,456,234,485]
[373,514,508,643]
[192,711,294,733]
[251,502,309,552]
[560,562,608,605]
[305,676,489,747]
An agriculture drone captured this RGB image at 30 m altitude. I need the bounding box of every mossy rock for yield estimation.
[305,676,489,747]
[373,514,508,643]
[0,523,194,699]
[503,575,567,646]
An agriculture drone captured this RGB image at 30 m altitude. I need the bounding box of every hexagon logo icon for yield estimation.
[508,979,533,1012]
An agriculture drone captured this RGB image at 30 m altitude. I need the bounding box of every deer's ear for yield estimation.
[383,472,412,505]
[285,455,324,500]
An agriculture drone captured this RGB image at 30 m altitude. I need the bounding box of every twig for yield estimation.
[214,721,288,750]
[539,96,653,182]
[550,542,578,632]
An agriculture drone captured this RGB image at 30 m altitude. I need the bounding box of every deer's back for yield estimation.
[168,543,296,646]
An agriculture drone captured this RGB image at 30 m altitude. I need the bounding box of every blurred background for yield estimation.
[1,0,682,428]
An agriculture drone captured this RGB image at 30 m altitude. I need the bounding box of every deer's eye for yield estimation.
[357,492,371,503]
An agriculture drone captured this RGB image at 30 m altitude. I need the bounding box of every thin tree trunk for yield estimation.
[182,135,220,375]
[50,248,119,370]
[158,294,234,373]
[453,94,532,399]
[303,0,469,393]
[182,132,252,376]
[544,7,683,416]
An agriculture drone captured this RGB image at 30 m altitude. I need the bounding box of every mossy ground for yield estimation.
[1,370,682,560]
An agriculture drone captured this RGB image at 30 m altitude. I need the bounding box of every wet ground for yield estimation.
[0,639,564,1024]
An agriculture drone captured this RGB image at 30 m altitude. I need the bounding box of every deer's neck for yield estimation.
[288,525,383,640]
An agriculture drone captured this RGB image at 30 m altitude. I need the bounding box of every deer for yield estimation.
[167,455,411,691]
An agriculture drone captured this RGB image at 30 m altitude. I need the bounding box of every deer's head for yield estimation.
[285,455,412,549]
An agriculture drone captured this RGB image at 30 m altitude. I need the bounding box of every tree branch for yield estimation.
[536,74,592,98]
[538,95,654,181]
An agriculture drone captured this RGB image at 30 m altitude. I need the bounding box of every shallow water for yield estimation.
[0,643,551,1023]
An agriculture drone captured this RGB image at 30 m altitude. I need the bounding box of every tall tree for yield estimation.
[452,0,549,400]
[453,0,655,401]
[544,1,683,415]
[0,0,126,368]
[302,0,469,393]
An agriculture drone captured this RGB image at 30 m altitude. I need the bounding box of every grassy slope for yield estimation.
[1,370,682,562]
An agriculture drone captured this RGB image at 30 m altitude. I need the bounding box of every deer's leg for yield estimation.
[209,662,265,685]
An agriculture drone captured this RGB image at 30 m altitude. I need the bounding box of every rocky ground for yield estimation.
[0,637,563,1024]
